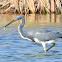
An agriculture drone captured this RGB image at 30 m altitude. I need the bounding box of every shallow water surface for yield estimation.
[0,14,62,62]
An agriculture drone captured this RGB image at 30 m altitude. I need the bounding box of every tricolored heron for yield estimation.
[4,15,62,53]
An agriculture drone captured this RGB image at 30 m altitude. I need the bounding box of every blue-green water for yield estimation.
[0,14,62,62]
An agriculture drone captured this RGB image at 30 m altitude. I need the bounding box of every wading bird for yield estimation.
[4,15,62,53]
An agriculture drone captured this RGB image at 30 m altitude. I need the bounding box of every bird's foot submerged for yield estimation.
[44,50,46,54]
[3,26,6,30]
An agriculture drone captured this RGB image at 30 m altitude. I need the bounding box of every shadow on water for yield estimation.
[25,14,62,26]
[0,14,62,62]
[0,14,62,27]
[21,53,62,58]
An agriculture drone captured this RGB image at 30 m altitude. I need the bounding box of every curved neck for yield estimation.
[18,16,25,38]
[20,16,25,27]
[18,17,34,41]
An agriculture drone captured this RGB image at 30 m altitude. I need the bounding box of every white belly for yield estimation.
[34,38,55,44]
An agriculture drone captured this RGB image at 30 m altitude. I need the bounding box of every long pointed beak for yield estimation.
[4,20,15,27]
[4,19,17,27]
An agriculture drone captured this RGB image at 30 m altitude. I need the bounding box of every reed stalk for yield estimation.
[16,0,20,14]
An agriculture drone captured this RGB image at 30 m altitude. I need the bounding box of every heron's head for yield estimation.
[4,15,23,27]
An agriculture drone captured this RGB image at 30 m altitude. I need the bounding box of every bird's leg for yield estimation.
[43,47,46,54]
[46,43,55,51]
[42,43,46,54]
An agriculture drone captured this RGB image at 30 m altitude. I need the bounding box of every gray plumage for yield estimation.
[4,15,62,53]
[27,30,62,41]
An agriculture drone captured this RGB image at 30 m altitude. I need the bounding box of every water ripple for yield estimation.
[0,25,62,62]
